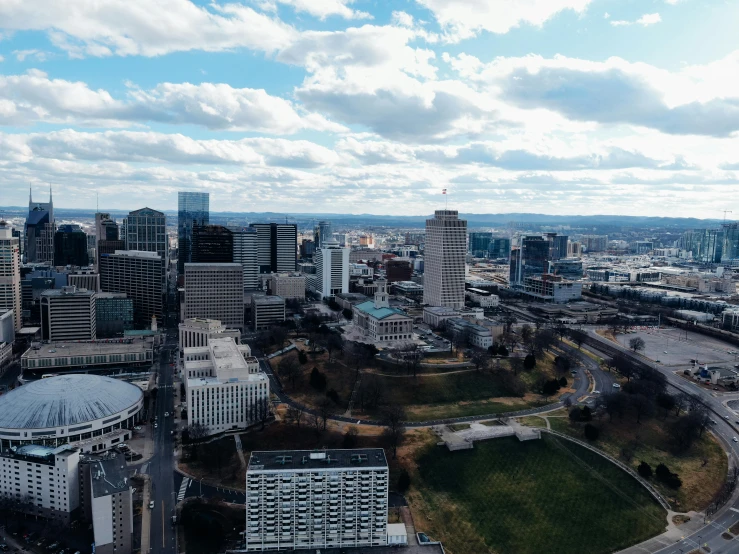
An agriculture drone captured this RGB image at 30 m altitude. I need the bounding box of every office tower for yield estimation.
[98,239,126,260]
[245,448,389,551]
[681,229,724,263]
[232,227,259,291]
[423,210,467,308]
[185,338,269,435]
[567,241,583,257]
[95,213,114,243]
[268,274,306,300]
[183,263,243,329]
[178,192,210,274]
[313,242,350,299]
[469,232,492,257]
[123,207,167,264]
[251,295,286,330]
[192,225,233,263]
[314,220,332,249]
[385,259,412,282]
[68,270,101,292]
[547,233,568,261]
[41,286,97,341]
[0,309,14,344]
[582,235,608,253]
[0,221,22,330]
[300,239,316,258]
[250,223,297,273]
[723,223,739,261]
[521,235,550,276]
[489,237,511,260]
[25,186,55,264]
[509,248,522,285]
[95,293,134,337]
[54,224,90,267]
[99,250,163,329]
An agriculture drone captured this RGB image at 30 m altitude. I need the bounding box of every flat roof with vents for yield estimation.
[247,448,387,472]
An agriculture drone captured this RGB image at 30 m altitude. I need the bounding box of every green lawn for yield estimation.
[411,435,667,554]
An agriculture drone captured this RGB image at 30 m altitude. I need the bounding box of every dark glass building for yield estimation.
[192,225,234,263]
[54,224,89,266]
[488,237,511,260]
[177,192,209,274]
[469,232,493,257]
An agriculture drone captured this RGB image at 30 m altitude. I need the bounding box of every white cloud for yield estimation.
[0,0,296,58]
[610,13,661,27]
[12,49,47,61]
[446,52,739,137]
[414,0,593,41]
[273,0,371,20]
[0,70,347,133]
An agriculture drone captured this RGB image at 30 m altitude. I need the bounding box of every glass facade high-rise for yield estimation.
[192,225,233,263]
[54,224,89,267]
[469,232,492,257]
[178,192,210,274]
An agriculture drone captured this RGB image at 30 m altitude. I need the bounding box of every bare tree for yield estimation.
[318,397,333,431]
[278,354,301,389]
[569,329,587,350]
[286,404,304,427]
[271,326,289,350]
[309,412,323,438]
[381,405,407,458]
[629,337,646,354]
[470,350,489,372]
[397,342,422,377]
[509,356,524,376]
[325,333,344,363]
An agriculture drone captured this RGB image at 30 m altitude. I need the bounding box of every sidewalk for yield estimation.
[141,475,152,554]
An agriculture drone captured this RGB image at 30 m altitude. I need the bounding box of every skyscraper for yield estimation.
[0,221,22,330]
[54,224,90,267]
[489,237,511,260]
[314,220,332,249]
[183,264,244,329]
[25,186,55,264]
[231,227,259,290]
[99,250,163,328]
[250,223,297,273]
[423,210,467,308]
[192,225,233,263]
[469,232,492,257]
[178,192,209,274]
[312,242,350,299]
[123,208,167,263]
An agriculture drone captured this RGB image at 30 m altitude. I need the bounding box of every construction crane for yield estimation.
[723,210,733,224]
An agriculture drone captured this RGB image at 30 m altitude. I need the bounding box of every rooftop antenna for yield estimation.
[96,192,99,213]
[442,188,448,210]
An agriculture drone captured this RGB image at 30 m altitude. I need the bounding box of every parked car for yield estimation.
[612,383,621,389]
[733,437,738,443]
[164,412,170,417]
[149,501,155,509]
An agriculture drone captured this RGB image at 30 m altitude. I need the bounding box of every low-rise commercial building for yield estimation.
[179,318,240,351]
[245,449,389,551]
[185,338,269,435]
[465,288,499,308]
[523,275,582,303]
[268,273,306,300]
[447,317,495,349]
[251,294,286,330]
[390,281,424,301]
[423,306,460,328]
[21,337,154,373]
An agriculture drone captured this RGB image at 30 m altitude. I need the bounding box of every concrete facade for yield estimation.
[423,211,467,309]
[0,221,22,330]
[184,263,244,330]
[41,286,97,341]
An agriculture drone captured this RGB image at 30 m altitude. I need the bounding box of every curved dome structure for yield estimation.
[0,375,144,449]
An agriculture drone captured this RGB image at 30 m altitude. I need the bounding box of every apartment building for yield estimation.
[185,338,269,435]
[183,263,244,330]
[0,444,80,524]
[245,448,389,551]
[40,286,97,341]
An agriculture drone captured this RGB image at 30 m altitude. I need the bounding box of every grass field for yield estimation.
[410,435,667,554]
[547,411,727,511]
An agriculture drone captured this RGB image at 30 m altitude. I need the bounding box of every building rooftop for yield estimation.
[89,451,130,498]
[423,306,458,315]
[41,287,95,297]
[252,294,285,305]
[0,374,142,430]
[109,250,161,259]
[247,448,388,472]
[22,338,153,359]
[354,301,408,320]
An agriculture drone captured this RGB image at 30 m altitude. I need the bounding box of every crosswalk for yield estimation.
[177,477,190,502]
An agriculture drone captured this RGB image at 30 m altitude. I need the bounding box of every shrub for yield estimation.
[309,367,327,391]
[637,461,653,478]
[298,350,308,364]
[498,345,509,357]
[584,423,600,441]
[523,354,537,370]
[327,389,340,404]
[559,376,567,387]
[342,426,358,448]
[581,406,592,422]
[397,469,411,493]
[655,463,682,489]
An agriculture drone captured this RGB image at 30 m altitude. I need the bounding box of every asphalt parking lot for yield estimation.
[614,327,739,368]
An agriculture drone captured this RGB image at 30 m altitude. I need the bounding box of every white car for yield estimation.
[149,501,155,509]
[592,390,601,394]
[164,412,170,417]
[612,383,621,389]
[733,437,738,443]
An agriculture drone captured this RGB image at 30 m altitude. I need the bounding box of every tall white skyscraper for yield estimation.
[423,210,467,309]
[313,242,349,299]
[0,221,22,330]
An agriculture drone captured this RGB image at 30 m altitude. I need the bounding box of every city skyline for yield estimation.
[0,1,738,217]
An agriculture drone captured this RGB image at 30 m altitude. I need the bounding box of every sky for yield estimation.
[1,0,739,218]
